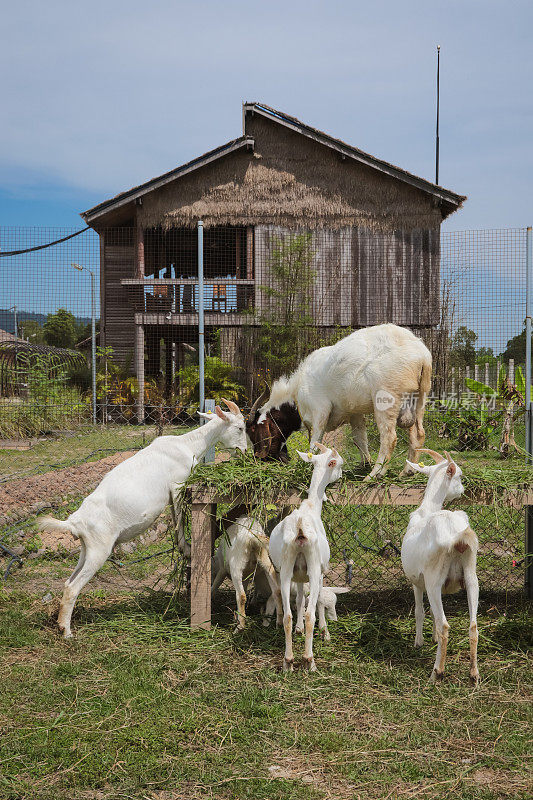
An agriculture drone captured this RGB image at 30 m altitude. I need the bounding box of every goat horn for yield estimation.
[416,448,446,464]
[249,384,270,418]
[444,450,454,464]
[314,442,328,453]
[221,398,240,415]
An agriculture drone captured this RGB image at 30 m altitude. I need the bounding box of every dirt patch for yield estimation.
[0,447,233,528]
[267,754,359,800]
[469,767,529,795]
[0,451,135,524]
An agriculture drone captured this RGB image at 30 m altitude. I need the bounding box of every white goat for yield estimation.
[258,323,432,479]
[38,401,248,638]
[401,448,479,684]
[263,582,350,638]
[269,442,343,672]
[211,515,282,629]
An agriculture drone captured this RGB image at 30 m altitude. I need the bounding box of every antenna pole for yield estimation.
[435,45,440,185]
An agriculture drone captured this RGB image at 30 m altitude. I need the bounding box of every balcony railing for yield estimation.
[121,278,255,315]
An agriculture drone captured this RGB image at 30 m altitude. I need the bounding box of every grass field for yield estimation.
[1,570,531,800]
[0,415,531,799]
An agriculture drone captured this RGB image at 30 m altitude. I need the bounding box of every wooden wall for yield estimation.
[254,225,440,328]
[101,228,136,366]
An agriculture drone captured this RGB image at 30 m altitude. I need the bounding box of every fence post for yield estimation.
[508,358,515,385]
[484,361,489,387]
[204,399,216,462]
[474,363,479,382]
[190,499,216,629]
[525,226,532,597]
[198,220,205,415]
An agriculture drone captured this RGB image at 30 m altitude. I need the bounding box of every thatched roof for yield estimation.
[82,102,465,232]
[0,328,21,344]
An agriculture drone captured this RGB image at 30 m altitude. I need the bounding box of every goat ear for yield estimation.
[446,462,457,478]
[215,405,229,422]
[328,459,337,468]
[297,450,313,463]
[197,411,213,420]
[405,459,431,476]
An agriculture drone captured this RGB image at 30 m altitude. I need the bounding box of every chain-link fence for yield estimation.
[0,224,530,600]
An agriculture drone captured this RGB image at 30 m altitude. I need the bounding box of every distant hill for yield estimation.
[0,308,91,335]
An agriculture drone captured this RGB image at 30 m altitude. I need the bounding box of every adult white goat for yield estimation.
[211,515,282,629]
[38,401,247,638]
[401,448,479,684]
[269,442,343,672]
[253,323,432,479]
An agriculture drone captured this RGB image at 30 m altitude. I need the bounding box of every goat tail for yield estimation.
[329,587,351,595]
[453,525,478,556]
[37,515,79,540]
[417,356,432,408]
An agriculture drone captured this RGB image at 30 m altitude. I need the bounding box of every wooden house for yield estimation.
[81,102,465,413]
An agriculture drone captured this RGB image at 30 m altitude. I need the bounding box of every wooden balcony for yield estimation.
[121,277,255,325]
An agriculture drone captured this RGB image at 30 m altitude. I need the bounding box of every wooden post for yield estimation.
[190,501,216,629]
[135,323,145,423]
[136,220,145,279]
[526,507,533,599]
[246,227,254,280]
[509,358,515,385]
[165,332,172,398]
[451,366,455,396]
[474,363,479,382]
[485,361,489,386]
[136,218,145,423]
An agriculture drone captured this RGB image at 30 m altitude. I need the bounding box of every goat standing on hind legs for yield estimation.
[37,401,248,638]
[401,449,480,685]
[269,443,343,673]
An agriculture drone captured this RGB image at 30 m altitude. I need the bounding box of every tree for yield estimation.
[449,326,477,368]
[254,233,316,378]
[177,357,245,405]
[18,319,45,344]
[501,326,525,363]
[44,308,78,349]
[475,346,497,366]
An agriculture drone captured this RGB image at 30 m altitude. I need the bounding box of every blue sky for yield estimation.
[1,0,531,231]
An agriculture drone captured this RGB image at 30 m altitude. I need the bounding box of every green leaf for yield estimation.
[465,377,497,396]
[515,365,525,395]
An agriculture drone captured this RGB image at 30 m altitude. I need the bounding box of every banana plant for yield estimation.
[465,365,527,457]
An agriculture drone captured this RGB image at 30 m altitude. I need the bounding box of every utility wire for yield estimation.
[0,227,90,257]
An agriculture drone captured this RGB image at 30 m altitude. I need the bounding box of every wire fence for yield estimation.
[0,225,530,601]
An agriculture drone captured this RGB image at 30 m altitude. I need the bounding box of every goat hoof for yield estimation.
[262,618,271,627]
[294,626,304,635]
[320,628,330,641]
[469,671,480,686]
[429,669,444,685]
[302,657,317,672]
[414,639,423,649]
[283,658,294,673]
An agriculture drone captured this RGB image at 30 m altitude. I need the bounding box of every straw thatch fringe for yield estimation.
[139,116,449,232]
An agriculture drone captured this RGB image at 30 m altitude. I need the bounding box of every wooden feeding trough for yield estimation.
[186,482,533,629]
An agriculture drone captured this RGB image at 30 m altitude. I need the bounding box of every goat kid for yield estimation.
[263,582,350,638]
[401,448,479,684]
[269,442,343,672]
[212,515,282,629]
[38,401,248,638]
